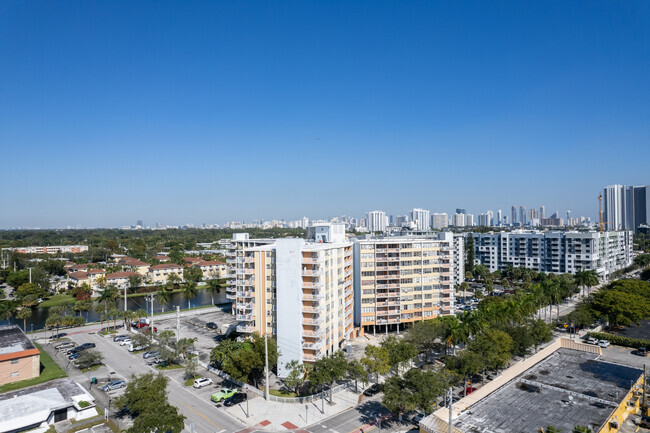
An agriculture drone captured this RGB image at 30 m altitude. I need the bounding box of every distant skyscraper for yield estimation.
[539,205,545,221]
[431,213,448,229]
[367,211,386,233]
[466,214,474,227]
[603,185,626,231]
[511,205,517,225]
[137,220,143,227]
[410,208,431,231]
[456,208,467,215]
[519,206,526,226]
[451,213,465,227]
[625,185,650,233]
[497,209,503,226]
[395,215,409,227]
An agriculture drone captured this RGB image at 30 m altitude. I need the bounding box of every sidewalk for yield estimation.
[221,387,364,429]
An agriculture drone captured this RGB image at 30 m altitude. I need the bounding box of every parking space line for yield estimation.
[182,403,223,430]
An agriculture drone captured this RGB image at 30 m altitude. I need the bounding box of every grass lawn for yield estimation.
[80,364,102,373]
[269,389,298,398]
[39,293,76,308]
[0,342,67,393]
[184,378,194,386]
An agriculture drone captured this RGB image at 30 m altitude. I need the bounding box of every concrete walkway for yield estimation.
[221,387,364,429]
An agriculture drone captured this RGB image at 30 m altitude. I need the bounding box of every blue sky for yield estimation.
[0,1,648,228]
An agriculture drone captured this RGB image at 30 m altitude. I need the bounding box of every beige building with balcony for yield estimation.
[228,224,354,377]
[148,263,184,284]
[353,232,463,334]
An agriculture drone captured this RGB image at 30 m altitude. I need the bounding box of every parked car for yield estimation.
[206,322,218,330]
[412,413,425,424]
[80,343,96,349]
[598,340,610,348]
[193,377,214,389]
[211,388,237,403]
[55,341,75,350]
[128,343,145,352]
[119,338,132,346]
[134,322,149,329]
[143,351,159,359]
[637,347,648,356]
[587,337,599,345]
[68,353,81,360]
[363,383,383,396]
[224,392,247,407]
[50,333,67,339]
[102,380,127,391]
[67,346,85,355]
[114,335,130,342]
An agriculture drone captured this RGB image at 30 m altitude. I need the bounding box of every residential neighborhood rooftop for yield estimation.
[0,325,37,356]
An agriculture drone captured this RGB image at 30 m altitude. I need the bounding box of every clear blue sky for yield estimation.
[1,1,648,228]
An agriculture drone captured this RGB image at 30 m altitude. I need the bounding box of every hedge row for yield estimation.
[587,332,650,349]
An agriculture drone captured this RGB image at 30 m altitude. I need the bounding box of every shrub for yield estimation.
[78,400,91,408]
[587,332,650,348]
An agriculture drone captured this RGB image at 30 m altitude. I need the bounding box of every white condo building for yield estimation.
[367,210,387,233]
[410,208,431,231]
[431,213,449,229]
[227,224,354,377]
[472,230,633,279]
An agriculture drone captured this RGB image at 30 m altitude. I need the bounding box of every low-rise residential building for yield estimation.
[352,232,463,335]
[148,263,184,284]
[195,260,227,279]
[105,271,141,289]
[0,378,97,433]
[116,257,150,275]
[228,224,354,377]
[0,325,40,386]
[2,245,89,254]
[472,230,633,278]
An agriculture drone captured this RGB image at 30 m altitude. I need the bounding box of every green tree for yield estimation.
[15,283,47,305]
[361,345,390,382]
[183,266,203,283]
[310,351,348,403]
[283,360,309,395]
[16,307,32,332]
[381,336,418,375]
[529,319,553,351]
[574,270,598,297]
[155,287,172,313]
[0,300,18,324]
[591,289,650,327]
[468,329,513,373]
[347,360,369,393]
[406,319,445,362]
[184,355,198,380]
[206,279,224,305]
[166,273,181,291]
[72,300,92,322]
[183,281,199,309]
[465,234,475,274]
[76,349,104,370]
[116,372,185,433]
[445,350,483,396]
[572,426,592,433]
[127,274,143,293]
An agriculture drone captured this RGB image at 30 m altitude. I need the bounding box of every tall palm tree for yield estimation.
[183,281,198,309]
[205,279,224,306]
[155,287,172,313]
[0,300,17,324]
[16,307,32,332]
[97,285,119,314]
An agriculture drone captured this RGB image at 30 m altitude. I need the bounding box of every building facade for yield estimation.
[0,325,40,386]
[410,208,431,231]
[472,230,633,278]
[227,224,354,377]
[431,213,448,229]
[367,210,387,233]
[352,232,463,335]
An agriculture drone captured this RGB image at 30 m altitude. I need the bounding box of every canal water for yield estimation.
[1,290,230,331]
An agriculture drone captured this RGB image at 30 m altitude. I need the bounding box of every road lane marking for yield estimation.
[182,403,223,429]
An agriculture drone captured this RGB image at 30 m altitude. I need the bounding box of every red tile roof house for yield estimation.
[117,257,150,275]
[105,271,141,290]
[148,263,184,284]
[194,260,227,279]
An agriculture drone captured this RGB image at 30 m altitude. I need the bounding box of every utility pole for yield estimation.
[448,387,453,433]
[176,306,181,340]
[264,333,270,401]
[29,268,32,284]
[149,294,154,342]
[124,286,127,312]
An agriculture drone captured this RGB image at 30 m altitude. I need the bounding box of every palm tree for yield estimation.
[159,329,175,347]
[166,273,181,291]
[205,279,224,306]
[134,308,147,326]
[442,316,466,355]
[155,287,172,313]
[121,310,136,331]
[575,270,598,297]
[0,300,17,324]
[97,285,119,314]
[72,300,92,322]
[16,307,32,332]
[108,307,120,330]
[183,281,198,309]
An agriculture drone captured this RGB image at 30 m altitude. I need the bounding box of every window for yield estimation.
[11,359,19,364]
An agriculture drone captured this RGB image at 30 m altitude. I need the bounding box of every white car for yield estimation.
[193,377,214,389]
[587,337,599,345]
[598,340,610,348]
[119,338,132,346]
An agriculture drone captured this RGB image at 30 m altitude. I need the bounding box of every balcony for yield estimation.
[303,339,324,350]
[303,328,325,338]
[237,314,254,321]
[302,353,319,362]
[226,293,236,300]
[303,281,323,289]
[303,293,324,301]
[237,291,254,298]
[237,325,255,333]
[302,306,320,313]
[302,269,322,277]
[244,268,254,275]
[236,303,254,310]
[302,316,324,325]
[226,279,236,286]
[302,257,321,264]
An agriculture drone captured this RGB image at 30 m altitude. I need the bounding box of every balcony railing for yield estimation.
[237,291,254,298]
[236,303,254,310]
[303,328,325,338]
[236,325,255,333]
[302,306,320,313]
[303,293,324,301]
[302,339,324,350]
[302,269,322,277]
[226,293,236,300]
[237,314,254,321]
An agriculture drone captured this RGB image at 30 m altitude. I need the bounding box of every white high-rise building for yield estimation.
[466,214,474,227]
[410,208,431,231]
[497,209,503,226]
[451,213,465,227]
[367,210,387,233]
[603,185,626,231]
[431,213,449,229]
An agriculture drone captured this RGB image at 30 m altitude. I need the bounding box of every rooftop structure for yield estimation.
[0,325,40,385]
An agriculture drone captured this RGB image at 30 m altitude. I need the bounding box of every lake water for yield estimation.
[1,289,230,331]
